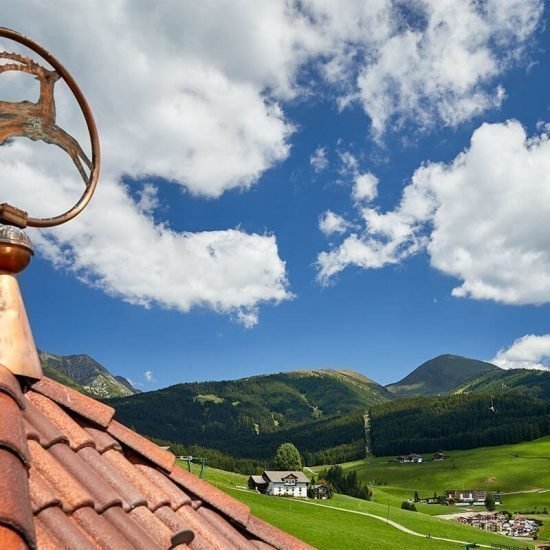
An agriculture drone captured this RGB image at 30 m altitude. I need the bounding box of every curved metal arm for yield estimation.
[0,27,100,227]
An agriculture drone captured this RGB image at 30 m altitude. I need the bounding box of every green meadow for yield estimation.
[339,436,550,516]
[200,465,536,549]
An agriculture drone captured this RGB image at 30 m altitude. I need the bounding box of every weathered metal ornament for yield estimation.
[0,28,101,379]
[0,26,100,228]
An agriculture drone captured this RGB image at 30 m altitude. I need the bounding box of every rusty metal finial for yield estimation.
[0,28,101,380]
[0,27,100,228]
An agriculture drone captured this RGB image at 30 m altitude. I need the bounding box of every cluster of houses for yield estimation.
[444,490,501,506]
[247,471,331,499]
[393,452,446,464]
[454,513,539,538]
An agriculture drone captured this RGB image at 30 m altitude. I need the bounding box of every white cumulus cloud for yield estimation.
[310,147,329,173]
[318,120,550,306]
[492,334,550,370]
[319,211,351,237]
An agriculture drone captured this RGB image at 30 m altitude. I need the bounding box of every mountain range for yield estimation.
[39,350,550,463]
[39,351,138,398]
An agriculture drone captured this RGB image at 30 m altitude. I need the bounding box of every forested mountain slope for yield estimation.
[385,354,499,398]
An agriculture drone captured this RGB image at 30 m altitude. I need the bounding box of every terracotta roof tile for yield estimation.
[1,372,311,549]
[34,517,61,550]
[28,467,60,514]
[155,505,195,544]
[31,376,114,427]
[78,446,147,511]
[102,448,172,511]
[23,400,68,448]
[27,391,94,450]
[133,461,192,510]
[178,503,243,550]
[48,443,123,513]
[28,439,94,513]
[0,448,35,548]
[128,505,173,548]
[103,506,160,550]
[84,425,122,453]
[246,516,313,550]
[73,507,135,550]
[107,419,175,471]
[169,465,251,527]
[35,506,95,550]
[0,392,29,465]
[0,526,27,550]
[0,365,25,410]
[197,506,255,550]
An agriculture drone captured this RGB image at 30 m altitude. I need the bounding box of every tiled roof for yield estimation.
[0,366,311,549]
[263,472,310,484]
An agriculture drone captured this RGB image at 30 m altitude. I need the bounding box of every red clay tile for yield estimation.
[0,449,35,548]
[155,505,195,543]
[28,467,60,514]
[0,525,27,550]
[84,425,121,453]
[36,506,95,550]
[34,517,60,550]
[198,506,255,549]
[170,465,250,527]
[178,504,241,550]
[27,391,94,450]
[23,399,68,448]
[102,448,171,511]
[134,462,192,510]
[48,443,123,513]
[28,440,94,513]
[73,507,135,550]
[129,505,174,548]
[246,516,311,550]
[103,506,160,550]
[23,418,40,442]
[107,419,175,472]
[31,377,114,427]
[0,365,25,410]
[78,446,147,511]
[251,541,277,549]
[0,393,29,466]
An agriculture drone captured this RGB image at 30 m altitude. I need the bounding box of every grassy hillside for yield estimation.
[195,465,533,549]
[453,368,550,399]
[386,354,499,398]
[341,436,550,517]
[369,392,550,455]
[109,369,389,461]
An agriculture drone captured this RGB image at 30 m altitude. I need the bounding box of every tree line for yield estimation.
[369,392,550,455]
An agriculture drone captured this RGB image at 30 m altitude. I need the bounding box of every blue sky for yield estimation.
[3,1,550,389]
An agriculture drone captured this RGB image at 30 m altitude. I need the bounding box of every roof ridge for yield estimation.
[30,377,114,428]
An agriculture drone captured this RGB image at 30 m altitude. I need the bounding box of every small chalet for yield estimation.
[433,452,446,461]
[310,483,331,500]
[396,453,423,464]
[248,471,310,498]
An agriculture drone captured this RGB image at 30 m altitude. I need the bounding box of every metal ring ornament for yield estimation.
[0,27,100,227]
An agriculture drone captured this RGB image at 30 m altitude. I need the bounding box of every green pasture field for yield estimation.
[200,466,534,549]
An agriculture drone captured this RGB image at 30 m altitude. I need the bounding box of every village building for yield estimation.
[445,490,501,506]
[395,453,423,464]
[433,452,446,461]
[454,513,538,538]
[248,471,310,498]
[309,484,331,500]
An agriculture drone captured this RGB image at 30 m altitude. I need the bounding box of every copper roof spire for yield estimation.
[0,27,101,380]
